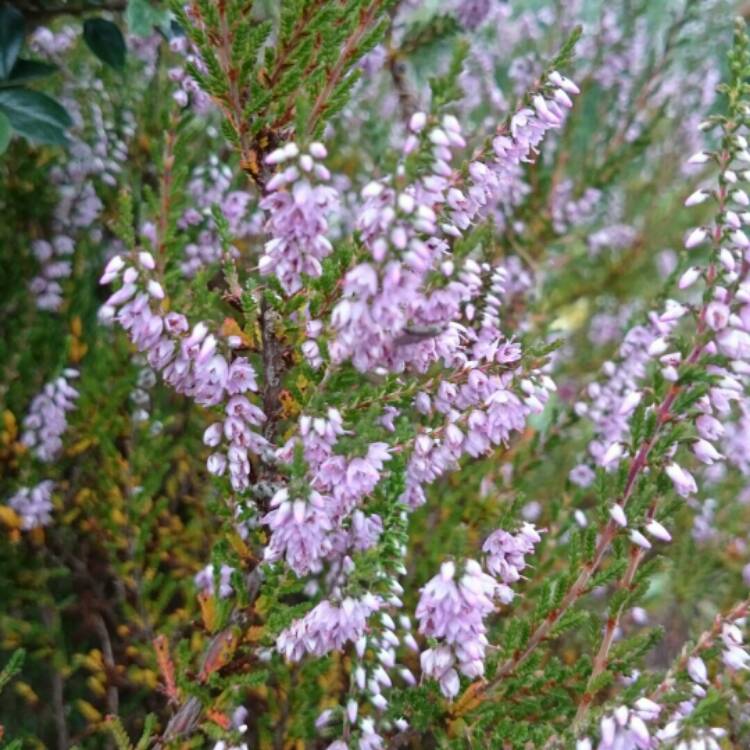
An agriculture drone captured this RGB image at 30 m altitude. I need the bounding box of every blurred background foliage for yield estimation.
[1,0,750,747]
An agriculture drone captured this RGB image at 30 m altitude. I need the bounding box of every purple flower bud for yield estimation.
[629,529,652,550]
[409,112,427,133]
[679,266,702,289]
[645,519,672,542]
[705,301,730,330]
[688,656,708,684]
[665,462,697,497]
[732,229,750,248]
[685,227,708,248]
[693,438,722,465]
[687,151,711,164]
[685,189,709,206]
[610,504,628,528]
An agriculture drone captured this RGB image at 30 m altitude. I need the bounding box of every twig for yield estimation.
[92,613,119,719]
[153,635,180,704]
[305,0,387,137]
[573,543,645,726]
[650,597,750,702]
[41,607,70,750]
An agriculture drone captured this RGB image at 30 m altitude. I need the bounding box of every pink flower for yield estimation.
[416,559,504,694]
[665,462,698,497]
[482,523,542,584]
[276,594,381,661]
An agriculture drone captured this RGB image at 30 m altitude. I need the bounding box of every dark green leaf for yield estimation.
[0,4,24,79]
[1,58,57,86]
[83,18,126,70]
[0,86,71,145]
[0,109,10,154]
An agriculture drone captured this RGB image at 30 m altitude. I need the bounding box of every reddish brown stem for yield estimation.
[574,543,645,725]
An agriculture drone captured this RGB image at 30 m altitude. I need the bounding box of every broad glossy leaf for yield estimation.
[0,4,24,79]
[83,18,126,70]
[0,87,72,145]
[1,58,58,87]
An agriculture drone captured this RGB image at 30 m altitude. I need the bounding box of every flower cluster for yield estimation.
[101,250,265,492]
[581,617,750,750]
[194,563,235,599]
[400,361,552,509]
[549,179,601,235]
[263,410,389,576]
[482,522,542,583]
[581,698,662,750]
[167,34,213,112]
[572,95,750,510]
[571,296,690,480]
[21,370,79,462]
[30,24,76,57]
[451,71,579,231]
[416,559,507,697]
[452,0,492,30]
[276,594,382,661]
[25,58,133,311]
[9,3,750,749]
[8,481,55,530]
[165,157,256,276]
[29,236,77,312]
[259,142,339,294]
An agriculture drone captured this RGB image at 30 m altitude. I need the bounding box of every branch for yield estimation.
[455,143,742,720]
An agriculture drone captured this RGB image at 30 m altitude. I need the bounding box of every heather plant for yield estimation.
[2,1,750,749]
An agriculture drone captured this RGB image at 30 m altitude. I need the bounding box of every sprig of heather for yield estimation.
[447,24,750,722]
[25,47,135,312]
[172,46,581,748]
[259,142,339,294]
[416,524,542,698]
[561,19,750,738]
[100,248,267,493]
[576,599,750,750]
[20,369,79,463]
[3,369,80,531]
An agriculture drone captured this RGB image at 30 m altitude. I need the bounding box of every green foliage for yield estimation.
[1,58,57,86]
[401,13,460,56]
[429,37,469,110]
[0,109,9,153]
[104,715,135,750]
[171,0,394,179]
[2,2,750,749]
[0,649,24,695]
[126,0,171,36]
